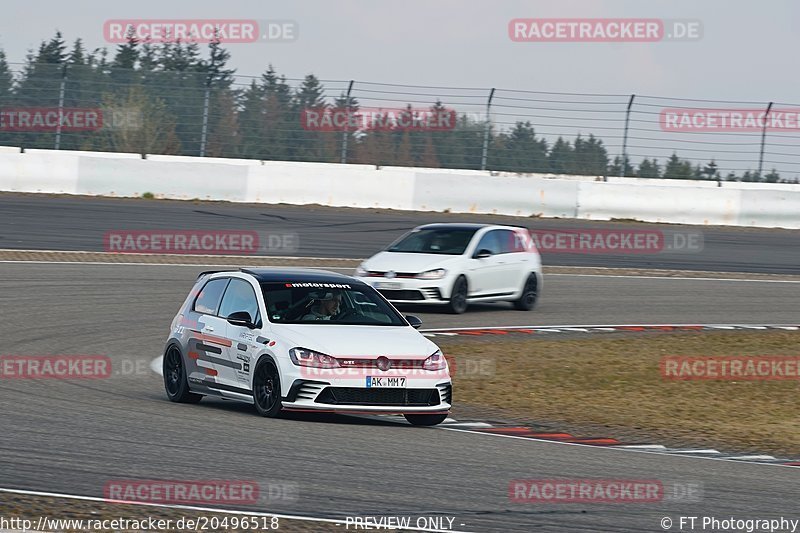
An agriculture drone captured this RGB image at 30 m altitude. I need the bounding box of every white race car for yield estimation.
[355,223,542,314]
[163,268,451,426]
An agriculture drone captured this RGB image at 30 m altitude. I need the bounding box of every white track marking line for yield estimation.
[0,260,354,270]
[549,273,800,283]
[0,488,472,533]
[151,356,163,376]
[420,323,799,332]
[1,256,798,283]
[0,249,360,261]
[438,428,799,469]
[722,455,777,461]
[659,449,721,455]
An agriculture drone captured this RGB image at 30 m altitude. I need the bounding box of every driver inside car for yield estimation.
[301,290,343,320]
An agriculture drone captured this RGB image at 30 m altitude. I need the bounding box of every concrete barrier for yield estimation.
[576,181,742,226]
[0,147,798,229]
[412,173,578,218]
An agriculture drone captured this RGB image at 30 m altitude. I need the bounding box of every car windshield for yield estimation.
[261,282,407,326]
[387,228,477,255]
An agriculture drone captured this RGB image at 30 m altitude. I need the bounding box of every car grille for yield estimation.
[437,383,452,405]
[378,289,425,301]
[367,271,417,278]
[315,387,440,406]
[420,287,443,300]
[293,381,327,402]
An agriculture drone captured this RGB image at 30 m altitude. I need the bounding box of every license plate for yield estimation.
[375,281,403,290]
[366,376,406,388]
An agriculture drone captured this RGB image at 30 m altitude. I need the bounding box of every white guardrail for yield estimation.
[1,147,799,228]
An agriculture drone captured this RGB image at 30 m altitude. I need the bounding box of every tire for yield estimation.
[446,276,469,314]
[163,345,202,403]
[513,273,539,311]
[404,413,448,426]
[253,359,283,418]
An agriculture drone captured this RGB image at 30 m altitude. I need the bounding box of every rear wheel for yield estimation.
[163,346,202,403]
[446,276,468,314]
[513,274,539,311]
[404,413,448,426]
[253,359,283,417]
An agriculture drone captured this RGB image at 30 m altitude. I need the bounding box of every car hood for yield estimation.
[362,251,462,274]
[274,324,439,358]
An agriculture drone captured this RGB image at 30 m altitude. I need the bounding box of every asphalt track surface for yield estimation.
[2,193,800,273]
[1,195,799,532]
[1,263,799,532]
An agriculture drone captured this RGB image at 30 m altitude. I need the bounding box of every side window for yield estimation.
[474,230,502,255]
[193,278,230,315]
[498,229,526,253]
[218,278,260,322]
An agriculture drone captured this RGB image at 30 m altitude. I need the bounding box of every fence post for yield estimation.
[54,63,68,150]
[199,76,212,157]
[619,94,635,178]
[340,80,354,164]
[480,88,495,171]
[757,101,773,178]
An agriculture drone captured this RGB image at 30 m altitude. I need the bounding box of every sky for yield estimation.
[1,0,798,176]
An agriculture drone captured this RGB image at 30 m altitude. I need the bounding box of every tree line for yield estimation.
[0,32,793,183]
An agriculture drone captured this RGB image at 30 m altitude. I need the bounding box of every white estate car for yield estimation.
[163,268,452,426]
[355,223,542,314]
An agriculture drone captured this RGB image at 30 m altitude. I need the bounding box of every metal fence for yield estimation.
[1,62,798,182]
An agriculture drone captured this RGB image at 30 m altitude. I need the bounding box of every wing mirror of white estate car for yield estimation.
[473,249,493,259]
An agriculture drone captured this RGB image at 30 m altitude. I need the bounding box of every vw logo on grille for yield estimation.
[376,356,391,371]
[385,270,397,279]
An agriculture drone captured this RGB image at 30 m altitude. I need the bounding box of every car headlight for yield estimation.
[355,265,368,277]
[416,268,447,280]
[289,348,340,368]
[422,349,447,371]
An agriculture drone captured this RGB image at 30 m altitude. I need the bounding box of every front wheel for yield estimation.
[404,413,448,426]
[513,274,539,311]
[163,345,202,403]
[446,276,469,314]
[253,359,283,417]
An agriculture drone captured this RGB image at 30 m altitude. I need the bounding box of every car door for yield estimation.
[218,277,264,393]
[187,277,235,391]
[496,229,534,294]
[466,230,508,297]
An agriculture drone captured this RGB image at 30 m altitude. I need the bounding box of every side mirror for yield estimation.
[405,315,423,329]
[227,311,256,329]
[473,248,493,259]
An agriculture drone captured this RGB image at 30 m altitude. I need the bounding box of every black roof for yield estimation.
[239,268,362,284]
[417,223,490,230]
